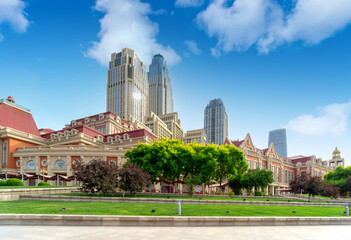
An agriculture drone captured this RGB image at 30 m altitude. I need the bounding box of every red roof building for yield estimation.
[0,98,40,136]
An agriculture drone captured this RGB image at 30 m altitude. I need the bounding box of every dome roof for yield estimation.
[6,96,14,102]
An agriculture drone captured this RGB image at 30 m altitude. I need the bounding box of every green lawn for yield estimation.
[54,193,312,202]
[300,194,351,200]
[0,200,346,217]
[0,186,78,189]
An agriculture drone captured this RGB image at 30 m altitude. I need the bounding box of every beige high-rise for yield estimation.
[107,48,148,123]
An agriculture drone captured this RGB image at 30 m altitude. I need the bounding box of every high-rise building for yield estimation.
[204,98,228,145]
[107,48,148,123]
[148,54,174,115]
[183,129,206,145]
[268,129,288,158]
[144,111,173,139]
[159,112,184,140]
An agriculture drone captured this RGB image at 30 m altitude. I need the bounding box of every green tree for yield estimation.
[214,144,247,190]
[324,166,351,196]
[183,143,217,196]
[125,142,163,182]
[228,174,244,195]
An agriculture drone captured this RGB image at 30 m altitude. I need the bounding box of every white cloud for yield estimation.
[286,101,351,136]
[196,0,351,55]
[184,40,202,55]
[175,0,204,8]
[210,47,221,57]
[86,0,181,67]
[0,0,29,41]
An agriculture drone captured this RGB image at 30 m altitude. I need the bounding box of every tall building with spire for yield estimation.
[107,48,148,123]
[204,98,228,145]
[148,54,174,116]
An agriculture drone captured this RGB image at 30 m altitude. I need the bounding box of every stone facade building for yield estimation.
[183,129,206,145]
[224,134,343,195]
[0,97,157,186]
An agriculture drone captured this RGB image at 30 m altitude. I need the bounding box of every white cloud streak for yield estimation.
[286,101,351,136]
[175,0,204,8]
[196,0,351,55]
[184,40,202,55]
[0,0,29,41]
[86,0,181,67]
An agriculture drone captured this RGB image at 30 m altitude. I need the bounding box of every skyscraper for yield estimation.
[268,129,288,158]
[107,48,148,123]
[204,98,228,145]
[148,54,174,115]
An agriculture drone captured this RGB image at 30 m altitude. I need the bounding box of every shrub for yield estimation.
[73,159,119,194]
[6,178,24,186]
[118,163,151,197]
[228,191,234,198]
[0,180,7,186]
[38,182,51,187]
[254,191,265,196]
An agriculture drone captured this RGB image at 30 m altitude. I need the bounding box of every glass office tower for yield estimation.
[204,98,228,145]
[268,129,288,158]
[148,54,174,116]
[107,48,148,123]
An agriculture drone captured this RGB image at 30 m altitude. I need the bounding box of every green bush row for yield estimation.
[0,178,24,186]
[38,182,51,187]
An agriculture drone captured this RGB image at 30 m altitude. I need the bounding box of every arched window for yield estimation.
[54,160,67,169]
[26,160,36,169]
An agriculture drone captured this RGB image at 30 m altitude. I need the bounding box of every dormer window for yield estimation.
[247,147,252,150]
[99,115,104,120]
[85,119,89,123]
[124,134,130,140]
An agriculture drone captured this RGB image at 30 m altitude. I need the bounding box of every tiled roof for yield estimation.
[0,101,40,136]
[39,128,56,134]
[231,140,244,147]
[290,156,312,164]
[41,125,103,139]
[72,111,131,127]
[104,129,158,141]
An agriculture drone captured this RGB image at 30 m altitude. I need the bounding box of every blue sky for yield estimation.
[0,0,351,165]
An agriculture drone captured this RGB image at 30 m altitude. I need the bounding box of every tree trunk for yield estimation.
[308,194,311,202]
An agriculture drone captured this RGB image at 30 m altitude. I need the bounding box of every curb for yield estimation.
[0,214,350,226]
[19,195,348,207]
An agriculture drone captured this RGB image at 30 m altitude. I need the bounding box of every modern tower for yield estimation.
[107,48,148,123]
[148,54,174,115]
[268,129,288,158]
[204,98,228,145]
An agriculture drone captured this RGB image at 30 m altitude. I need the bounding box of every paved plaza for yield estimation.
[1,225,349,240]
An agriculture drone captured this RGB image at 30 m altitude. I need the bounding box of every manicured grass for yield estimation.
[0,186,78,189]
[54,193,310,202]
[0,200,347,217]
[300,194,351,200]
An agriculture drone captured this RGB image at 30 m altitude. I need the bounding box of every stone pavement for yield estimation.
[1,226,348,240]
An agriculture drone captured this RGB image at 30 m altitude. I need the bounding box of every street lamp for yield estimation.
[40,169,47,182]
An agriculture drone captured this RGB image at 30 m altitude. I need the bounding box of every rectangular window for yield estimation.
[254,161,257,169]
[292,172,294,181]
[247,160,252,169]
[285,170,288,184]
[2,141,8,166]
[277,167,280,182]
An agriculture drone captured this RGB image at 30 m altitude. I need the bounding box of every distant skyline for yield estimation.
[1,0,351,165]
